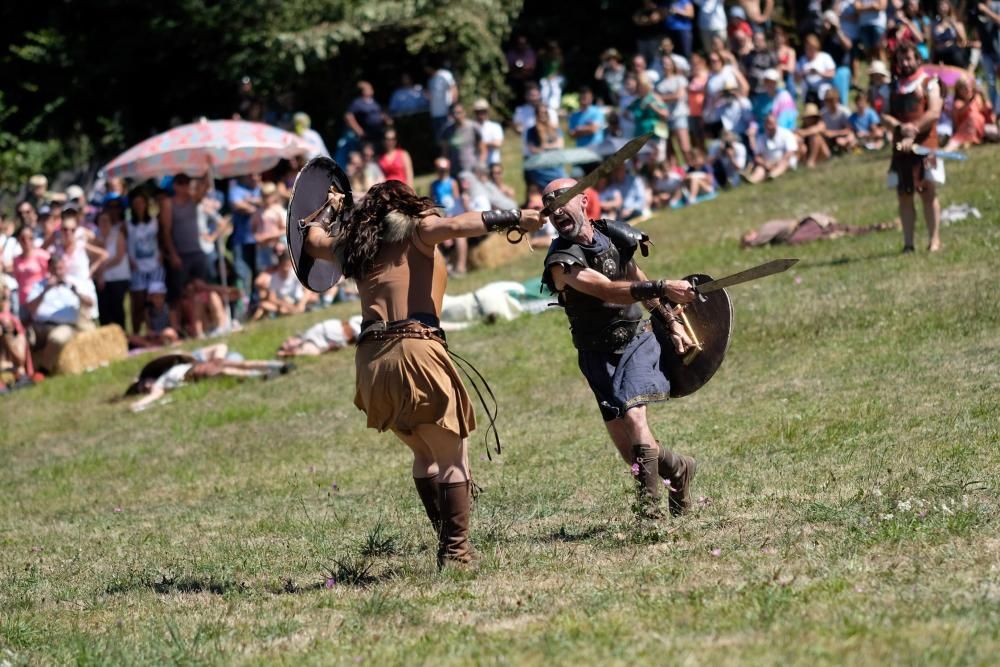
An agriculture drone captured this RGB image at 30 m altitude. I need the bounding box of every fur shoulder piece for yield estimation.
[381,210,420,244]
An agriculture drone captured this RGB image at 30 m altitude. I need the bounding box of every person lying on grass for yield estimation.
[125,343,291,412]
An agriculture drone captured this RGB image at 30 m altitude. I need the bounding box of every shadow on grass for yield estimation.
[106,573,246,596]
[799,249,901,269]
[545,524,609,543]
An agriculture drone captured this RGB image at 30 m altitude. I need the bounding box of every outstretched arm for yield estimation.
[552,264,695,305]
[416,209,542,246]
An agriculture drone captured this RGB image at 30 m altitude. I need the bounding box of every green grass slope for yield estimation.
[2,147,998,665]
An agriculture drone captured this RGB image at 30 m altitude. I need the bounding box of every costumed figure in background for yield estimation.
[295,161,541,569]
[882,42,944,253]
[540,177,699,518]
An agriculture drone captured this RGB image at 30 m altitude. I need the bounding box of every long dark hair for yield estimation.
[337,180,436,280]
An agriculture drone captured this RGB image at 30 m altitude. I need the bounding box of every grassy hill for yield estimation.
[2,146,998,665]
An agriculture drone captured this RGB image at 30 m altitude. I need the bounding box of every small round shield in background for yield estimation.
[286,156,353,292]
[653,273,733,398]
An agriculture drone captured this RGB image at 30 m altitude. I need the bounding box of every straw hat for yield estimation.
[802,103,821,118]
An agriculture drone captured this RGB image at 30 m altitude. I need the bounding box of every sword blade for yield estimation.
[909,145,967,161]
[541,133,653,216]
[696,258,799,294]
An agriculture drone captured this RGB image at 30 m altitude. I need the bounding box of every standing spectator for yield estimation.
[26,175,48,210]
[657,36,692,76]
[26,255,96,373]
[388,73,429,117]
[0,215,18,275]
[442,103,485,178]
[857,0,889,60]
[688,52,710,148]
[161,173,211,305]
[631,53,660,86]
[197,194,226,284]
[739,0,774,30]
[126,191,165,335]
[57,208,105,321]
[568,87,607,148]
[634,1,668,66]
[795,34,837,104]
[742,31,779,105]
[665,1,696,59]
[524,106,566,189]
[472,100,505,166]
[727,6,754,53]
[11,225,49,313]
[889,1,930,60]
[506,35,538,96]
[931,0,968,67]
[628,75,669,150]
[694,0,728,52]
[821,10,854,106]
[704,51,749,138]
[378,128,415,185]
[617,73,640,138]
[428,61,458,141]
[345,81,387,146]
[64,185,87,219]
[774,26,798,100]
[94,209,130,329]
[513,84,553,161]
[594,49,627,104]
[293,112,329,159]
[540,42,566,115]
[253,183,287,273]
[658,55,693,163]
[972,0,1000,112]
[227,173,262,302]
[745,114,799,183]
[15,201,38,234]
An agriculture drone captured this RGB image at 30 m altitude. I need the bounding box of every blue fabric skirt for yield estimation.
[578,329,670,421]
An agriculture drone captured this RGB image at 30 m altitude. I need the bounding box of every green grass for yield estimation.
[2,146,998,665]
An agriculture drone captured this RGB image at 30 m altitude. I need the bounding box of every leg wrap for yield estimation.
[657,442,697,516]
[632,443,662,516]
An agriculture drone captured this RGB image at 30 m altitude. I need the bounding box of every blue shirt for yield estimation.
[664,0,693,32]
[430,177,462,216]
[228,181,260,246]
[849,107,880,133]
[568,106,606,147]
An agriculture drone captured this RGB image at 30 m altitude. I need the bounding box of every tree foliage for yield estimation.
[0,0,522,195]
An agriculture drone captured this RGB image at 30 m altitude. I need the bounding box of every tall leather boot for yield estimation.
[632,443,663,518]
[657,443,697,516]
[437,480,479,569]
[413,476,441,535]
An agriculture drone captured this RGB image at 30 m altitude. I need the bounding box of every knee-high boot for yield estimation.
[436,480,479,569]
[413,476,441,535]
[656,443,697,516]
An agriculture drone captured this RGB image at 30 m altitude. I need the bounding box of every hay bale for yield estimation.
[54,324,128,375]
[469,235,533,270]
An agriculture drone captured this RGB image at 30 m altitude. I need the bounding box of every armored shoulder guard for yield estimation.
[541,239,586,293]
[595,219,651,257]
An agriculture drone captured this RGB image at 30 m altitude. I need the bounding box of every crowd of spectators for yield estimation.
[2,1,999,392]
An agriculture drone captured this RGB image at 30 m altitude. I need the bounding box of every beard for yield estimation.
[555,210,586,240]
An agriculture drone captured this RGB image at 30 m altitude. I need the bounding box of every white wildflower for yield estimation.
[872,488,882,498]
[880,513,894,521]
[897,499,912,512]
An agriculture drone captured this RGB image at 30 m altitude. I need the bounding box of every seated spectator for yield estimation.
[606,163,649,221]
[126,344,292,412]
[716,78,755,141]
[127,281,178,349]
[11,225,49,314]
[849,92,885,150]
[867,60,891,116]
[278,317,361,357]
[679,148,717,205]
[0,281,33,391]
[468,164,516,211]
[745,115,799,184]
[945,77,993,150]
[796,103,831,167]
[821,87,858,152]
[753,69,798,130]
[252,251,307,321]
[377,128,415,186]
[26,254,96,373]
[795,34,836,104]
[568,87,607,148]
[472,99,505,166]
[650,161,687,208]
[182,279,236,339]
[387,73,429,117]
[710,130,749,188]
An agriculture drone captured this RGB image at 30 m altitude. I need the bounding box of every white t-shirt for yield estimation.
[428,69,456,118]
[759,127,799,166]
[270,269,304,304]
[798,52,836,92]
[127,218,162,274]
[704,66,739,122]
[857,0,886,28]
[100,224,131,282]
[154,363,193,391]
[694,0,727,31]
[479,119,504,165]
[0,234,21,269]
[27,275,96,324]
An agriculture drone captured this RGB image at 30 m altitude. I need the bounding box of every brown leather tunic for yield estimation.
[356,228,448,323]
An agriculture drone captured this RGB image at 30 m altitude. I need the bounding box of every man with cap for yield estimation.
[881,41,944,252]
[472,99,505,166]
[540,177,700,518]
[867,60,891,115]
[26,175,48,210]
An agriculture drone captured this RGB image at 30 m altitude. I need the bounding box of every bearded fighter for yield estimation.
[540,177,699,517]
[882,42,944,253]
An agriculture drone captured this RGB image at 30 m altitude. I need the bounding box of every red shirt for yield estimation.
[377,149,410,185]
[12,248,50,306]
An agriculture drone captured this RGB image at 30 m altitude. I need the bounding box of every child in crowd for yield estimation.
[849,92,884,150]
[429,157,468,276]
[127,281,179,349]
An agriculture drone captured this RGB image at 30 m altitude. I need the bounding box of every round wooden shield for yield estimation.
[653,273,733,398]
[286,156,352,293]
